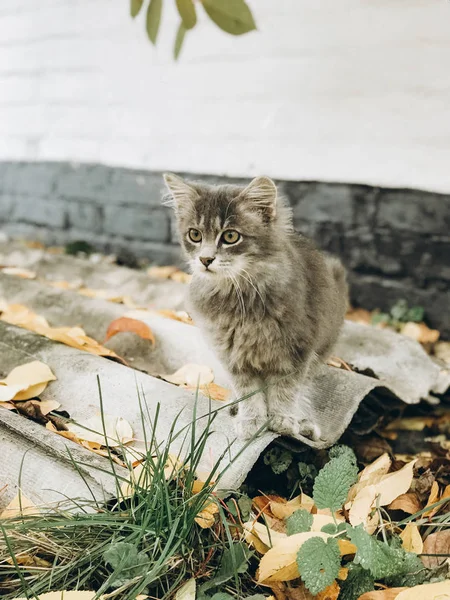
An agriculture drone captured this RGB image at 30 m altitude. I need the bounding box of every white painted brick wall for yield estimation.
[0,0,449,192]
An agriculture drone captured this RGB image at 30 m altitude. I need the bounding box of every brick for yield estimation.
[103,205,170,242]
[66,201,102,233]
[11,196,66,228]
[108,169,165,206]
[290,183,354,224]
[0,162,56,197]
[377,191,450,235]
[0,194,13,221]
[55,163,110,202]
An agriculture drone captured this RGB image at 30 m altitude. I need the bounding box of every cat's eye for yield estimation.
[188,228,202,243]
[221,230,241,245]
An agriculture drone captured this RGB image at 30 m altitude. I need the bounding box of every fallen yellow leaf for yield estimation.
[257,532,355,584]
[0,494,39,519]
[195,382,230,402]
[0,303,126,365]
[387,492,422,514]
[195,501,219,529]
[0,361,56,402]
[270,494,315,519]
[400,523,423,554]
[161,364,214,387]
[401,321,440,345]
[423,481,440,518]
[396,580,450,599]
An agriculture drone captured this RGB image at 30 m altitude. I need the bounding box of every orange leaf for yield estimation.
[423,481,440,518]
[105,317,155,345]
[387,492,422,514]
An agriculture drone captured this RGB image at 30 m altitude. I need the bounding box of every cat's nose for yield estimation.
[200,256,215,268]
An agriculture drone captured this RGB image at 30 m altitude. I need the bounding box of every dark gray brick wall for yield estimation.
[0,161,449,336]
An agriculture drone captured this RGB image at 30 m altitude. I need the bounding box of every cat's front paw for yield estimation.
[234,415,267,440]
[269,414,322,442]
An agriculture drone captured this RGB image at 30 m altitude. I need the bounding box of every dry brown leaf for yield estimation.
[0,401,16,410]
[157,309,194,325]
[423,481,440,518]
[0,303,126,364]
[147,265,179,279]
[243,521,286,553]
[421,529,450,569]
[67,414,133,447]
[372,460,416,506]
[388,492,422,514]
[161,364,214,387]
[194,501,219,529]
[338,566,348,580]
[195,382,230,402]
[400,523,423,554]
[401,322,440,345]
[257,532,356,584]
[270,494,315,520]
[359,590,407,600]
[396,581,450,599]
[348,453,392,503]
[316,581,340,600]
[1,267,36,279]
[104,316,155,345]
[349,484,379,533]
[385,416,435,432]
[0,494,39,519]
[345,308,372,324]
[7,553,52,568]
[0,361,56,402]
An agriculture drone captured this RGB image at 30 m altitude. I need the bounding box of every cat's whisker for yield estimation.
[237,267,266,315]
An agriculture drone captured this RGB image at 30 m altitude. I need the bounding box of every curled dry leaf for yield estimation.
[157,309,194,325]
[387,492,422,514]
[400,522,423,554]
[1,266,36,279]
[401,321,440,344]
[423,480,440,517]
[0,494,39,519]
[270,494,315,520]
[421,529,450,569]
[104,316,156,345]
[174,578,196,600]
[196,382,230,402]
[7,553,52,568]
[347,453,391,503]
[316,581,340,600]
[396,581,450,599]
[243,521,286,553]
[257,532,356,584]
[348,484,379,533]
[67,414,133,447]
[194,500,219,529]
[0,303,126,365]
[0,361,56,402]
[161,363,214,387]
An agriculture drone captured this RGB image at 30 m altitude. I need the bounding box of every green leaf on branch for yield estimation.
[146,0,163,44]
[286,509,313,535]
[176,0,197,29]
[174,22,186,60]
[347,525,414,579]
[296,536,340,595]
[338,564,375,600]
[130,0,145,18]
[313,445,358,512]
[103,541,149,588]
[202,0,256,36]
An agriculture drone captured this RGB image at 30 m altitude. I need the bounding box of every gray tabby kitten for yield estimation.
[164,174,348,441]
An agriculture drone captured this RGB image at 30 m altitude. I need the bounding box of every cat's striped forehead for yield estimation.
[187,185,246,231]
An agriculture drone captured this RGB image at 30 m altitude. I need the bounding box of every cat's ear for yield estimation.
[163,173,198,208]
[238,176,277,219]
